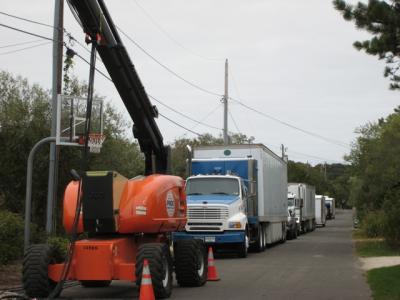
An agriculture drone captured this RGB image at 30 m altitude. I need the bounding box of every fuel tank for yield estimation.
[63,172,187,235]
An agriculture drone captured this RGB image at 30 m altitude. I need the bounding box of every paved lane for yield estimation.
[62,210,370,299]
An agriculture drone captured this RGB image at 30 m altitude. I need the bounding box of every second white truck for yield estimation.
[288,183,316,233]
[315,195,326,227]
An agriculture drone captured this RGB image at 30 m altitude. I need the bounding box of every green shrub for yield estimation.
[361,210,386,238]
[47,236,69,262]
[383,187,400,247]
[0,210,24,265]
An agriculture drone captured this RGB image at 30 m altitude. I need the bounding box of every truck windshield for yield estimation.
[288,198,294,207]
[186,178,240,196]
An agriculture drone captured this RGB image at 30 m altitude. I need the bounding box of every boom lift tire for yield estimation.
[22,244,59,298]
[174,240,207,287]
[135,243,173,299]
[80,280,111,287]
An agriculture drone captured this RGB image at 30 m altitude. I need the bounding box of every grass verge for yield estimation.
[367,265,400,300]
[356,240,400,257]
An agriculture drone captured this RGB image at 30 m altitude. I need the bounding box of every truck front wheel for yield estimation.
[174,240,207,287]
[237,233,249,258]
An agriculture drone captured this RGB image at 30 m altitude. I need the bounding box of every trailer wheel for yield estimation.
[80,280,111,287]
[23,244,59,298]
[280,223,287,244]
[174,239,207,287]
[136,243,172,299]
[252,227,264,252]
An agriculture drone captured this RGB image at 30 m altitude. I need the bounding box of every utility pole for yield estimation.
[223,59,229,145]
[46,0,64,234]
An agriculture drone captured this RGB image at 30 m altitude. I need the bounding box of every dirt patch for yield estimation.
[353,238,385,242]
[360,256,400,271]
[0,261,22,290]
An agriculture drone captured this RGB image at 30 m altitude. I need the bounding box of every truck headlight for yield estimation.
[228,222,242,229]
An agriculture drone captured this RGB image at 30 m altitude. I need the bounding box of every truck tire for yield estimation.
[136,243,172,299]
[286,229,292,240]
[293,227,298,239]
[237,236,248,258]
[237,243,247,258]
[280,223,287,244]
[174,240,207,287]
[80,280,111,287]
[252,227,264,252]
[23,244,58,298]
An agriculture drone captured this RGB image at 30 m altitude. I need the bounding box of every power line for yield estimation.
[287,150,344,164]
[228,109,241,134]
[0,23,53,41]
[0,11,55,29]
[116,25,222,97]
[190,102,222,131]
[0,39,44,49]
[230,97,350,149]
[149,94,222,131]
[159,112,202,136]
[131,0,224,62]
[69,44,213,138]
[0,41,51,56]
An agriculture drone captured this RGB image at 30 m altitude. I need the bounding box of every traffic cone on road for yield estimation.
[139,259,155,300]
[207,247,220,281]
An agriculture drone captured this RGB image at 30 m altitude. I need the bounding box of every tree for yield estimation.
[333,0,400,89]
[346,107,400,243]
[0,71,144,230]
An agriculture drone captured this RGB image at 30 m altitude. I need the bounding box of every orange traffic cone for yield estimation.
[139,259,155,300]
[207,247,220,281]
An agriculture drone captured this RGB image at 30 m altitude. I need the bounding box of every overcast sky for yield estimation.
[1,0,398,164]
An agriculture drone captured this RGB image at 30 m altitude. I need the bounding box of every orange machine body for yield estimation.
[63,174,187,235]
[55,173,187,282]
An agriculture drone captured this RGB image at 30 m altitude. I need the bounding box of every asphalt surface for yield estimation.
[62,209,371,299]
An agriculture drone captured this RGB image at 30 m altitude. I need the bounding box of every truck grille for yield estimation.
[188,206,229,220]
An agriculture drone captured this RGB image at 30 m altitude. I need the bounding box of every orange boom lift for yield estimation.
[22,0,207,298]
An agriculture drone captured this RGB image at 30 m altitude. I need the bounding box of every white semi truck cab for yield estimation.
[287,192,301,235]
[185,175,248,235]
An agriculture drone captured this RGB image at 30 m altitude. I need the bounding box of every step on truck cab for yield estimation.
[173,144,288,258]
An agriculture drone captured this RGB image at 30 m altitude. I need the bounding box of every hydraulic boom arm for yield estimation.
[68,0,169,174]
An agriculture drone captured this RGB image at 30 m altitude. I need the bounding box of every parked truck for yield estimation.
[315,195,326,227]
[173,144,288,257]
[288,183,316,233]
[325,197,335,219]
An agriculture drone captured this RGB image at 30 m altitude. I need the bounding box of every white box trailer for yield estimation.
[325,197,335,219]
[315,195,326,226]
[288,183,316,233]
[175,144,288,254]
